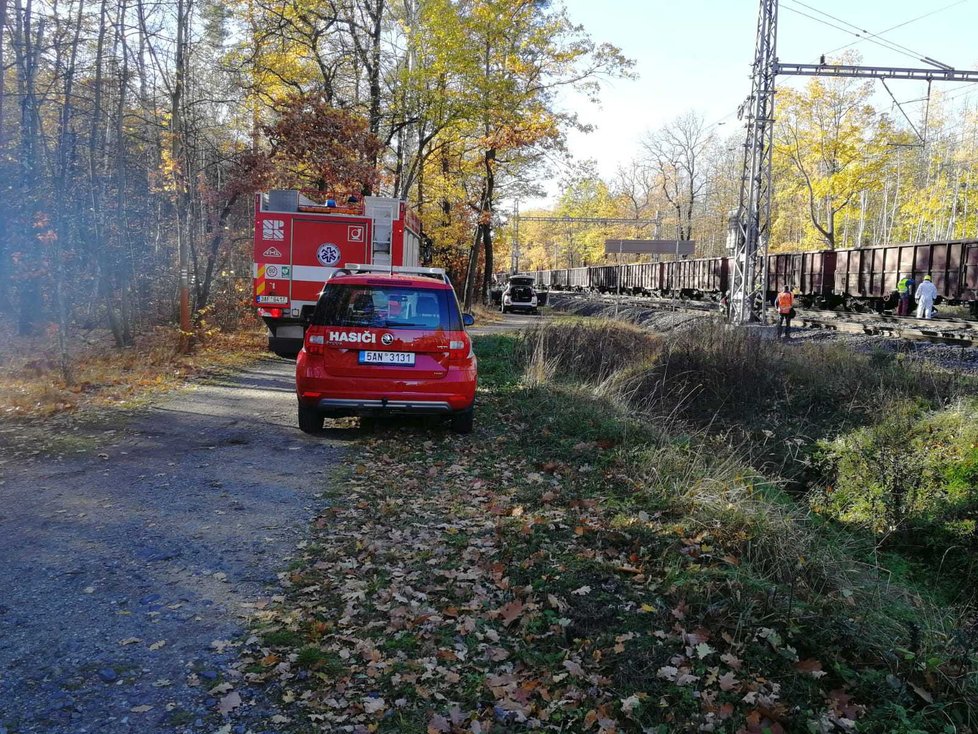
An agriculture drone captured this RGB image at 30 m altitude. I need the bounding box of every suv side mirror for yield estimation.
[462,313,475,327]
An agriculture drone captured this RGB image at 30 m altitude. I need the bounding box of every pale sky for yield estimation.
[522,0,978,208]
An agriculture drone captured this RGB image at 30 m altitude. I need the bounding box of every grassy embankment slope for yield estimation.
[238,318,978,733]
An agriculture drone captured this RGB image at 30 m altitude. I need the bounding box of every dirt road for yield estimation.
[0,357,346,733]
[469,310,545,336]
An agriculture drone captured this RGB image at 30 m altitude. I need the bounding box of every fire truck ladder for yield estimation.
[364,197,397,267]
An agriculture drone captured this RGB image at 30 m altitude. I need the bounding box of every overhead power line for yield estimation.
[822,1,970,58]
[785,0,946,65]
[731,0,978,327]
[780,1,939,67]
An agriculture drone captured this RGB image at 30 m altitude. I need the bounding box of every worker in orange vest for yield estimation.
[775,285,795,339]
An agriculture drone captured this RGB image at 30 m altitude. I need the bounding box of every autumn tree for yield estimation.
[260,95,382,193]
[774,74,894,250]
[454,0,633,308]
[641,111,715,242]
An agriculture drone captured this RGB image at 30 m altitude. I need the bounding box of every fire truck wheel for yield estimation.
[298,404,325,434]
[450,408,474,435]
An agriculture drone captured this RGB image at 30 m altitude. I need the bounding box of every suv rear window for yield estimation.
[312,282,463,331]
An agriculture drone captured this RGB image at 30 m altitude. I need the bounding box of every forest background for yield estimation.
[1,0,977,360]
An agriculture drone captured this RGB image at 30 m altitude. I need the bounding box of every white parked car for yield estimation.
[499,275,546,314]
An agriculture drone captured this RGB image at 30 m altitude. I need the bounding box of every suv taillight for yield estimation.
[305,326,326,355]
[448,334,472,366]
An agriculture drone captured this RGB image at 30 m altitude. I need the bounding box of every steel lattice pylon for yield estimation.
[731,0,778,324]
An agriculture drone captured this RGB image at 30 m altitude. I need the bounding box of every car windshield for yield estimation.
[312,283,463,331]
[510,278,534,286]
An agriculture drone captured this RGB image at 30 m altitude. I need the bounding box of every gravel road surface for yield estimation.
[469,311,544,336]
[0,358,347,734]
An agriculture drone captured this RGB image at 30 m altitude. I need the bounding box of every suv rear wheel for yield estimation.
[298,403,324,434]
[450,407,474,434]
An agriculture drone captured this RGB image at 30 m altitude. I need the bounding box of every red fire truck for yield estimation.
[253,190,424,357]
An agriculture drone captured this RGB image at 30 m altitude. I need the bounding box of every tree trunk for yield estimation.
[13,0,44,336]
[462,217,483,312]
[480,221,493,304]
[50,0,87,384]
[0,0,9,316]
[113,0,135,345]
[194,193,240,312]
[479,148,496,303]
[171,0,193,352]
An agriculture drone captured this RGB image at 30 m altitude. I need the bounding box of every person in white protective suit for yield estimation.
[916,274,938,319]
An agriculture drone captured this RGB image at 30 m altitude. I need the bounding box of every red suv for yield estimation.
[295,267,477,434]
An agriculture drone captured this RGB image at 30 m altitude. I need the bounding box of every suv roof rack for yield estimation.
[335,263,450,283]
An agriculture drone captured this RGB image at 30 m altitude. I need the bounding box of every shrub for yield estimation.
[814,399,978,544]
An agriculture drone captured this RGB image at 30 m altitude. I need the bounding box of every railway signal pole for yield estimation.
[731,0,978,326]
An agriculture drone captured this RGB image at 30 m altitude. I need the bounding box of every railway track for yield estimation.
[548,291,978,347]
[795,309,978,346]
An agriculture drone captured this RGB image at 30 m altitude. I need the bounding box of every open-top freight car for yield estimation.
[663,257,728,300]
[766,251,837,308]
[833,239,978,313]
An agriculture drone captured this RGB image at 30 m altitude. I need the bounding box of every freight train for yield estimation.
[528,239,978,315]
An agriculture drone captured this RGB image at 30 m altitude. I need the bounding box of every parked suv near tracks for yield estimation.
[498,274,547,314]
[295,265,477,434]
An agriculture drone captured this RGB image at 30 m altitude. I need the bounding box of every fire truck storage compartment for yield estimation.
[253,189,423,358]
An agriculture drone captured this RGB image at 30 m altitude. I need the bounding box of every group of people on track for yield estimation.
[772,273,939,340]
[896,274,938,319]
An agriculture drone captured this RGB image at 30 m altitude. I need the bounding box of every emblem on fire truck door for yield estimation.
[316,243,341,266]
[262,220,285,241]
[348,225,365,243]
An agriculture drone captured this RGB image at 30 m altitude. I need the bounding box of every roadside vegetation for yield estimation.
[234,317,978,733]
[0,319,265,458]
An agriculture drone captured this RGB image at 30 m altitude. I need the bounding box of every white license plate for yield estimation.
[359,351,415,366]
[257,295,288,304]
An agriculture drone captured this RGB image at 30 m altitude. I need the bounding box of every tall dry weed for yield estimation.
[520,319,660,385]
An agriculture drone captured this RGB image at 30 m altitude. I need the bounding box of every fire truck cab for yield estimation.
[253,189,423,358]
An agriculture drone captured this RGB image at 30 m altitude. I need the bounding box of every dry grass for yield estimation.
[471,303,504,325]
[0,321,266,422]
[520,317,660,385]
[523,317,962,430]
